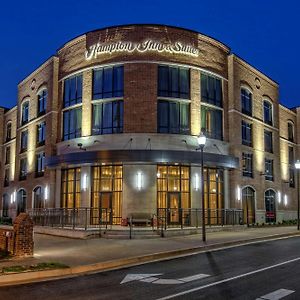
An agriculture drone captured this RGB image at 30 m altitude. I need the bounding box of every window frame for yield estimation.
[264,158,274,181]
[21,100,30,126]
[263,99,273,126]
[242,152,253,178]
[241,120,253,147]
[241,87,252,116]
[201,72,223,107]
[264,129,273,153]
[63,74,83,108]
[37,89,47,116]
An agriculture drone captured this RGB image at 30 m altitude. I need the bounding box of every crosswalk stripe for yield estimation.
[257,288,295,300]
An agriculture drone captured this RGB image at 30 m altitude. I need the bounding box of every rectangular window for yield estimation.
[93,66,124,99]
[265,158,274,181]
[158,66,190,99]
[5,147,10,165]
[63,75,83,107]
[38,90,47,116]
[201,106,223,140]
[242,153,253,177]
[63,108,82,140]
[92,100,123,135]
[289,146,295,187]
[20,130,28,152]
[263,101,273,125]
[61,168,81,208]
[19,158,27,180]
[37,121,46,146]
[36,152,45,177]
[158,100,190,134]
[21,102,29,125]
[241,88,252,116]
[264,130,273,153]
[4,169,9,187]
[241,121,252,146]
[201,73,222,107]
[6,123,11,142]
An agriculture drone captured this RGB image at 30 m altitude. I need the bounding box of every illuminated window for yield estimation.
[241,121,252,146]
[201,73,222,107]
[37,121,46,146]
[63,75,82,108]
[158,66,190,99]
[21,101,29,125]
[201,106,223,140]
[61,168,81,208]
[37,90,47,116]
[93,66,124,99]
[265,158,274,181]
[20,130,28,152]
[241,88,252,116]
[63,108,82,140]
[263,100,273,125]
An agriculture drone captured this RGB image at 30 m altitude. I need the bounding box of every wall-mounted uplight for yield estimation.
[44,186,49,201]
[236,186,241,201]
[194,173,199,191]
[136,172,143,190]
[284,194,288,206]
[277,191,281,204]
[157,172,161,178]
[82,174,88,191]
[10,191,16,204]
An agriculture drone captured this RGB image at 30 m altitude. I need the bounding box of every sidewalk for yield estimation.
[0,226,299,285]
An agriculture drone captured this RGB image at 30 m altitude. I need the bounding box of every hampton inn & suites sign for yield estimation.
[85,39,199,60]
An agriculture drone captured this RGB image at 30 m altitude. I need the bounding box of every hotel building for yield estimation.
[0,24,299,227]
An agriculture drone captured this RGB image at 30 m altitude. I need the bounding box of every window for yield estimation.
[242,153,253,177]
[5,147,10,165]
[265,189,276,223]
[63,108,82,140]
[264,130,273,153]
[33,186,43,209]
[201,73,222,107]
[263,100,273,125]
[289,146,295,187]
[37,90,47,116]
[241,88,252,116]
[20,130,28,152]
[158,100,190,134]
[19,158,27,180]
[36,152,45,177]
[265,158,274,181]
[4,169,9,187]
[21,101,29,125]
[17,189,26,215]
[241,121,252,146]
[6,122,12,142]
[63,75,82,107]
[201,106,223,140]
[92,101,123,135]
[288,122,294,142]
[93,66,124,99]
[158,66,190,99]
[37,122,46,146]
[61,168,81,208]
[2,194,9,217]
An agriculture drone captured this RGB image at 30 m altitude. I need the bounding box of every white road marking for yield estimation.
[156,256,300,300]
[153,279,183,285]
[120,273,162,284]
[257,288,295,300]
[179,274,210,282]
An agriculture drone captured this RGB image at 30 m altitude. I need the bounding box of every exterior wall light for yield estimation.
[236,186,241,201]
[44,186,49,200]
[136,171,143,190]
[82,174,88,191]
[284,194,288,206]
[194,173,199,191]
[277,191,281,204]
[10,191,16,204]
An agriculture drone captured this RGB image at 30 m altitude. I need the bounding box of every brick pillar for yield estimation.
[13,213,34,257]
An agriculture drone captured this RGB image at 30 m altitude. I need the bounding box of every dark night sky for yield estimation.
[0,0,299,109]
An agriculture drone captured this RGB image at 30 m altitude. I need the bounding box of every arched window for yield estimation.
[263,100,273,125]
[288,121,294,142]
[2,194,9,218]
[33,186,43,209]
[242,186,255,224]
[265,189,276,223]
[6,122,12,142]
[17,189,27,215]
[21,101,29,125]
[37,89,47,116]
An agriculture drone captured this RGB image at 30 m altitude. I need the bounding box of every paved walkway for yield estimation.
[0,226,299,269]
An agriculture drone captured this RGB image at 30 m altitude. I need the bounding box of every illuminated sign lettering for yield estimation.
[85,39,199,60]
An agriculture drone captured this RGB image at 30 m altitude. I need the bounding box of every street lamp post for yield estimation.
[197,132,207,242]
[294,160,300,230]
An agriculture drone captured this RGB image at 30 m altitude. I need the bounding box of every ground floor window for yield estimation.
[61,168,81,208]
[91,165,122,225]
[242,186,255,224]
[33,186,43,209]
[17,189,27,215]
[2,194,9,217]
[265,189,276,223]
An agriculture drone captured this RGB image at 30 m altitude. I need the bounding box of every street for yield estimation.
[1,236,300,300]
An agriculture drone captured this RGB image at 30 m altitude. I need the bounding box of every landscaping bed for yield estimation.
[1,262,69,274]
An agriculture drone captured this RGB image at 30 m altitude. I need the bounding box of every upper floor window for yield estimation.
[158,66,190,99]
[201,73,222,107]
[241,120,252,147]
[20,130,28,152]
[241,88,252,116]
[37,121,46,146]
[92,100,123,135]
[63,74,82,108]
[19,158,27,180]
[264,130,273,153]
[5,147,10,165]
[37,89,47,116]
[4,169,9,187]
[63,107,82,141]
[36,152,45,177]
[263,100,273,125]
[201,106,223,140]
[288,146,295,188]
[158,100,190,134]
[265,158,274,181]
[6,122,12,142]
[242,153,253,178]
[288,122,294,142]
[93,66,124,100]
[21,101,29,125]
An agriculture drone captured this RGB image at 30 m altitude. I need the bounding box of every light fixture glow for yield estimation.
[44,186,49,200]
[136,172,143,190]
[157,172,161,178]
[197,132,207,146]
[284,194,288,206]
[295,160,300,169]
[10,191,16,204]
[236,186,241,201]
[194,173,199,190]
[82,174,88,191]
[278,191,281,204]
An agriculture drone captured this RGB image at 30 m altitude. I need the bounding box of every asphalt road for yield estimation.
[1,236,300,300]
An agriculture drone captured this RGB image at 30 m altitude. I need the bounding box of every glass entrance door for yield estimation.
[99,192,112,224]
[168,193,181,224]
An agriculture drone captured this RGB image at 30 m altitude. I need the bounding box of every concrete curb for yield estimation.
[0,231,299,286]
